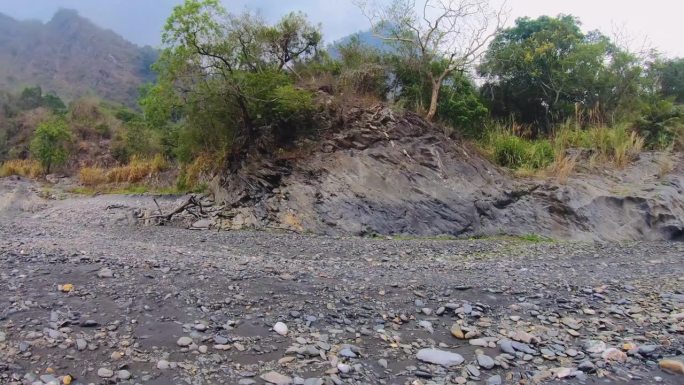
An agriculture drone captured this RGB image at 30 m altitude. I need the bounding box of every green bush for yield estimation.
[30,117,71,173]
[484,125,555,169]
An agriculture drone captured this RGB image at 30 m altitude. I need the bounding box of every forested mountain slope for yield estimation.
[0,9,156,106]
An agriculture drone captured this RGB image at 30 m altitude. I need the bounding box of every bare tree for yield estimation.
[356,0,507,121]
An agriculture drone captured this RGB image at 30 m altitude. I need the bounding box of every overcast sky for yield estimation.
[0,0,681,57]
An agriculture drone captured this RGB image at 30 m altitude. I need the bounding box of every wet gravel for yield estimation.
[0,179,683,385]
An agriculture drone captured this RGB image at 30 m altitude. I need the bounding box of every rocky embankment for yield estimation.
[210,106,684,241]
[0,178,683,385]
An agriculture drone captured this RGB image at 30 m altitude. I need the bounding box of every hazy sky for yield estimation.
[0,0,681,57]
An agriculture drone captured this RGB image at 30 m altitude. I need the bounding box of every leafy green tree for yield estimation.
[142,0,321,160]
[389,56,487,135]
[479,15,643,134]
[19,86,44,110]
[42,93,67,114]
[356,0,505,121]
[30,117,71,173]
[659,58,684,103]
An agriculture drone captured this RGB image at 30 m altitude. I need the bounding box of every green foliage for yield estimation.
[634,97,683,148]
[388,56,488,135]
[483,125,555,169]
[30,117,71,173]
[479,15,643,134]
[659,58,684,102]
[143,0,322,162]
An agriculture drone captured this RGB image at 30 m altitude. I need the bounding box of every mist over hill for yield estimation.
[0,9,157,106]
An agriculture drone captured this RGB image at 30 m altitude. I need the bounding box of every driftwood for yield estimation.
[149,195,203,223]
[144,194,224,228]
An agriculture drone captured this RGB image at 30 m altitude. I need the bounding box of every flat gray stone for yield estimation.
[416,348,464,367]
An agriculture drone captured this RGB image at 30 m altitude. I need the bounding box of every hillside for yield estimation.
[0,9,156,106]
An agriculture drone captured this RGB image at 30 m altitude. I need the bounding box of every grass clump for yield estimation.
[78,167,108,186]
[106,154,168,184]
[0,159,43,178]
[482,124,555,170]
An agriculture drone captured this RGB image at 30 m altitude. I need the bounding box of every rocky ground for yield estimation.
[0,177,683,385]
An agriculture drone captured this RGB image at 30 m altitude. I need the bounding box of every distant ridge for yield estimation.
[0,9,157,106]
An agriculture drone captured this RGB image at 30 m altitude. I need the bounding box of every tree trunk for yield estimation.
[426,77,443,122]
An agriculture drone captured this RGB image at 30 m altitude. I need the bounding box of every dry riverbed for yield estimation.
[0,177,683,385]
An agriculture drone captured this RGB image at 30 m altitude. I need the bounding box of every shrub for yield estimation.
[485,126,555,169]
[79,167,108,186]
[0,159,43,178]
[30,117,71,173]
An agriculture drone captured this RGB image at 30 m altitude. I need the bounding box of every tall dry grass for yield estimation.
[0,159,43,178]
[78,154,168,186]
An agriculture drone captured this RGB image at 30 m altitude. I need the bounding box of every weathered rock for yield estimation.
[659,359,684,374]
[260,371,293,385]
[416,348,464,367]
[273,322,288,336]
[477,353,496,369]
[97,368,113,378]
[177,336,193,347]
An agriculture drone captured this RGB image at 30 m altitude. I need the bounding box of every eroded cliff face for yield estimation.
[211,106,684,241]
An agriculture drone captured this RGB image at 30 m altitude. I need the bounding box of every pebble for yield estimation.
[157,360,170,370]
[274,322,288,336]
[416,348,464,367]
[117,370,131,380]
[659,359,684,374]
[177,336,193,346]
[97,368,113,378]
[97,267,113,278]
[477,353,496,369]
[486,375,502,385]
[339,347,357,358]
[260,371,293,385]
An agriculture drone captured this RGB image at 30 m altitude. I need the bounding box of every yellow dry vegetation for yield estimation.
[0,159,43,178]
[79,154,168,186]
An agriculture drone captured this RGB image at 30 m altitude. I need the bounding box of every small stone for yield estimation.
[450,324,465,339]
[602,347,627,362]
[177,336,193,347]
[578,360,596,372]
[157,360,170,370]
[584,340,606,354]
[477,353,495,369]
[97,368,113,378]
[469,338,489,347]
[418,320,434,333]
[76,338,87,351]
[339,347,357,358]
[260,371,293,385]
[416,348,464,367]
[97,267,113,278]
[486,375,502,385]
[194,323,207,332]
[274,322,288,336]
[659,359,684,374]
[117,370,131,380]
[378,359,388,368]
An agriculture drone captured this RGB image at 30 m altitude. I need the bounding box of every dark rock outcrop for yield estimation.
[211,106,684,241]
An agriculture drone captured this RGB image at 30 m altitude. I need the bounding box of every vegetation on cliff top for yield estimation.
[1,0,683,191]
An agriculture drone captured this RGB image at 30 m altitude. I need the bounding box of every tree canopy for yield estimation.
[479,15,646,134]
[141,0,321,161]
